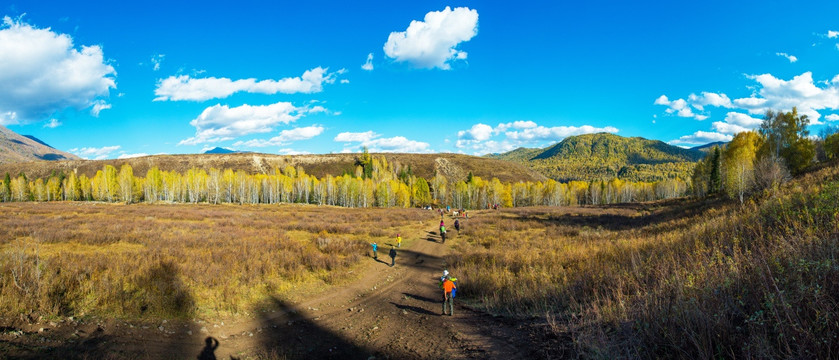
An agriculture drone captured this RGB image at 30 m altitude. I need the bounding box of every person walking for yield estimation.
[389,246,397,267]
[371,242,378,260]
[441,275,456,316]
[454,219,460,233]
[396,233,402,248]
[440,225,447,243]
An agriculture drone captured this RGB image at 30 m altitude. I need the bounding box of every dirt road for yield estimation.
[3,220,532,359]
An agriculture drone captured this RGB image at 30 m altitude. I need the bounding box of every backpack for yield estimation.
[450,277,458,298]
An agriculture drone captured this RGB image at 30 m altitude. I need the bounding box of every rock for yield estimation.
[187,330,193,336]
[372,326,379,331]
[158,326,164,332]
[200,327,208,334]
[402,310,408,315]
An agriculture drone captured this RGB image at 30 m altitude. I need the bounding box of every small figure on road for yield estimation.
[389,246,397,267]
[441,275,456,316]
[371,242,378,260]
[396,233,402,248]
[454,219,460,233]
[440,225,447,243]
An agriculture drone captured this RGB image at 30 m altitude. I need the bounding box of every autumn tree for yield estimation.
[414,177,431,206]
[722,131,760,203]
[758,107,815,174]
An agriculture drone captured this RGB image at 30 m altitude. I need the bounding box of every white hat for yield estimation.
[443,270,449,276]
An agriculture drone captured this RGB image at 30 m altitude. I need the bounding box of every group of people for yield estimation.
[368,215,463,316]
[370,235,400,267]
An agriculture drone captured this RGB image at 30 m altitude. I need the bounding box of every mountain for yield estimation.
[204,147,236,154]
[0,152,547,184]
[0,125,80,164]
[492,133,705,182]
[691,141,727,153]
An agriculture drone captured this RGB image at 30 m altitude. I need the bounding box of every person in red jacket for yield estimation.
[441,275,456,316]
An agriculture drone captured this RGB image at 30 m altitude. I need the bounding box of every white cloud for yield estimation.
[334,131,430,153]
[669,131,732,145]
[495,120,537,133]
[361,53,374,71]
[457,123,493,141]
[505,125,619,141]
[117,153,149,159]
[69,145,120,160]
[712,122,750,135]
[334,131,377,142]
[90,100,111,117]
[826,114,839,121]
[776,52,798,63]
[687,92,733,110]
[340,79,350,84]
[732,72,839,124]
[277,148,311,155]
[154,67,342,101]
[0,16,116,125]
[151,54,164,71]
[43,118,61,128]
[179,102,308,145]
[233,125,324,147]
[383,6,478,70]
[829,30,839,38]
[723,112,763,128]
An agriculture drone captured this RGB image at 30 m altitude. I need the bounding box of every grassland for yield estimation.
[446,163,839,358]
[0,203,435,320]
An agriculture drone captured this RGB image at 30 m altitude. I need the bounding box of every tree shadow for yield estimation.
[255,296,374,359]
[0,260,205,359]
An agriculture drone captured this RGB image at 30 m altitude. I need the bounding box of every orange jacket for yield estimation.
[442,279,456,293]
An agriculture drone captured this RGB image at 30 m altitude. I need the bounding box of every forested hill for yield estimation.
[490,133,706,182]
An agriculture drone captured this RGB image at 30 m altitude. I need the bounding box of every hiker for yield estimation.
[454,219,460,232]
[440,269,449,285]
[371,242,378,260]
[389,246,397,267]
[440,225,447,243]
[396,233,402,248]
[441,275,456,316]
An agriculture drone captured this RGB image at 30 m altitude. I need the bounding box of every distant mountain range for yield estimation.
[203,147,237,154]
[0,125,80,164]
[490,133,709,182]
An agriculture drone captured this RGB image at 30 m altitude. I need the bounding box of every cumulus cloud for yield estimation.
[826,114,839,121]
[154,67,344,101]
[334,131,377,142]
[505,125,619,141]
[69,145,120,160]
[361,53,374,71]
[233,125,324,147]
[495,120,537,133]
[383,6,478,70]
[457,123,493,141]
[179,102,312,145]
[277,148,311,155]
[334,131,430,153]
[731,72,839,124]
[776,52,798,63]
[829,30,839,39]
[669,131,733,145]
[654,94,721,120]
[117,153,149,159]
[43,118,61,128]
[0,16,116,125]
[710,112,764,135]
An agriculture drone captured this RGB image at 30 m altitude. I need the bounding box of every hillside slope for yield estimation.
[0,125,80,164]
[0,152,547,183]
[492,133,704,182]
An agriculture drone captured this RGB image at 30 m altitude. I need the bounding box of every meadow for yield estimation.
[446,163,839,358]
[0,203,434,320]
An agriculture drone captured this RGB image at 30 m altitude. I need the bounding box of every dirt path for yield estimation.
[1,219,530,359]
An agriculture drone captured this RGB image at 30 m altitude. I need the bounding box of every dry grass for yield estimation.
[447,164,839,358]
[0,203,433,320]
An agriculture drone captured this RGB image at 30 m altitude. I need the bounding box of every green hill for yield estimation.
[492,133,705,182]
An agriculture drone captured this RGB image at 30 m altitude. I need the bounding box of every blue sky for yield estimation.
[2,1,839,159]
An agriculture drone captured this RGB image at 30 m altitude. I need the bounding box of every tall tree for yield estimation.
[723,131,760,203]
[758,107,815,174]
